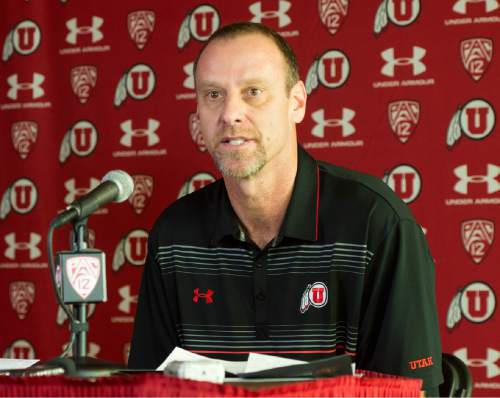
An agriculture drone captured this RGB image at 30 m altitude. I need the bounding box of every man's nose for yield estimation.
[221,93,244,126]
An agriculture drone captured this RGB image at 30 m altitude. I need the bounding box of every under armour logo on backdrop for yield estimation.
[311,108,356,138]
[4,232,42,260]
[453,164,500,194]
[65,16,103,45]
[249,1,292,28]
[380,47,426,77]
[7,73,45,100]
[120,119,160,147]
[453,0,499,14]
[454,347,500,379]
[193,288,214,304]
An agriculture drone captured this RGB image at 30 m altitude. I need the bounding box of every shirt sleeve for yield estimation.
[356,218,443,391]
[128,237,180,369]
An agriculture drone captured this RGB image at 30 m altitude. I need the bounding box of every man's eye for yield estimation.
[207,91,220,99]
[248,88,261,96]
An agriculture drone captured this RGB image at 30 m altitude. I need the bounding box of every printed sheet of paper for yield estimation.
[244,352,306,373]
[157,346,247,374]
[0,358,39,370]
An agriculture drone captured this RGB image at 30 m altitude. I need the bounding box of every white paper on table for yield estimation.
[0,358,39,370]
[157,346,247,375]
[244,352,306,374]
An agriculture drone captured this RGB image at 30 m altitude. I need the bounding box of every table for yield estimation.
[0,371,422,396]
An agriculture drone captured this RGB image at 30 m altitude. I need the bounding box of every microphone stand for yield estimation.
[39,217,125,377]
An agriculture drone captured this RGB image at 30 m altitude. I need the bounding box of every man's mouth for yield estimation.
[220,137,251,146]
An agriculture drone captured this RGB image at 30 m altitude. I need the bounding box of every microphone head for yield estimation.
[102,170,134,203]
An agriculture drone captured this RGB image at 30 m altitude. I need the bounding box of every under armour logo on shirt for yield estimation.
[193,288,214,304]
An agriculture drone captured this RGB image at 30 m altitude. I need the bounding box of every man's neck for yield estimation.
[224,149,298,249]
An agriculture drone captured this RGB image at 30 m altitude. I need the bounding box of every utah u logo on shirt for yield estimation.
[300,282,328,313]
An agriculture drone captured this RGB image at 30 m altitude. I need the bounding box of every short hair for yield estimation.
[194,22,300,94]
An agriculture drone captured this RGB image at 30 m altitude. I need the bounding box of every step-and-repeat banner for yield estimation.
[0,0,499,395]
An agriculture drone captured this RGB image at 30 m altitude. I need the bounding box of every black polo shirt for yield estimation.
[129,147,443,390]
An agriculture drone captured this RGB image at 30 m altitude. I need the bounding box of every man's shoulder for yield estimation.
[318,160,413,220]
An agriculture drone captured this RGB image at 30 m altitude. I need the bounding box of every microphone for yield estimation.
[51,170,134,228]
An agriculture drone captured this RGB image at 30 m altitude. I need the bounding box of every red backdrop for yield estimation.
[1,1,499,396]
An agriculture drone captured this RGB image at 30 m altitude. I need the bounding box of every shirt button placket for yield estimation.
[254,251,268,339]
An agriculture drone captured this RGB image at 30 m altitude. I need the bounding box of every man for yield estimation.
[129,22,443,393]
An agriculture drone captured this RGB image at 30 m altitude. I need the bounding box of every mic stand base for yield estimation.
[39,356,126,377]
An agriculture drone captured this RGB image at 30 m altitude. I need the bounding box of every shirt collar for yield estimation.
[211,146,319,246]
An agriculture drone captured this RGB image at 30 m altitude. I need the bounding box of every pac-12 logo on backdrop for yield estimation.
[0,178,38,220]
[305,49,350,94]
[2,19,41,62]
[178,4,220,49]
[9,281,35,320]
[70,65,97,104]
[114,63,156,107]
[11,121,38,159]
[318,0,348,36]
[374,0,420,34]
[128,10,155,50]
[300,282,328,313]
[388,100,420,144]
[447,99,495,148]
[59,120,98,163]
[129,174,153,214]
[461,219,495,264]
[383,164,422,203]
[461,38,493,81]
[447,281,496,330]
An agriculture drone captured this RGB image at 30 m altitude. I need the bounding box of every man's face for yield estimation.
[195,33,304,179]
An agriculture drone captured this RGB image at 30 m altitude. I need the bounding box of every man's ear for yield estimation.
[290,80,307,124]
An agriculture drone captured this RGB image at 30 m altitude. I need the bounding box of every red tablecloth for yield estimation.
[0,372,422,397]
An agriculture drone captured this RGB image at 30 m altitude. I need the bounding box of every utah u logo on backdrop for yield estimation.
[2,19,41,62]
[374,0,420,34]
[178,4,220,49]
